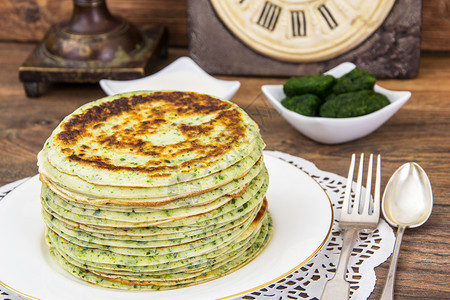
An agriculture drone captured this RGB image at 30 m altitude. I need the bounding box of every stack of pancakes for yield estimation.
[37,91,272,290]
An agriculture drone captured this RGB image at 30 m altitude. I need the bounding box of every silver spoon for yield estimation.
[380,162,433,300]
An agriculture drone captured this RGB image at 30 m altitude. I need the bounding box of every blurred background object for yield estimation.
[2,0,447,50]
[187,0,421,78]
[18,0,168,97]
[4,0,449,96]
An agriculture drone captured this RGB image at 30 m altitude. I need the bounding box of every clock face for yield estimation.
[210,0,395,62]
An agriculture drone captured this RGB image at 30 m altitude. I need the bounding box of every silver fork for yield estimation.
[321,153,381,300]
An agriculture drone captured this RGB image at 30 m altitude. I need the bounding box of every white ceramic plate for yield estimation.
[262,62,412,144]
[100,57,240,100]
[0,153,332,300]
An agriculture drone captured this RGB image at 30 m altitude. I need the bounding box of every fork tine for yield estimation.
[342,154,356,214]
[354,153,364,213]
[372,154,381,217]
[361,154,374,214]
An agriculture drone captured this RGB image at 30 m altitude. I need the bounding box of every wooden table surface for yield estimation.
[0,42,449,299]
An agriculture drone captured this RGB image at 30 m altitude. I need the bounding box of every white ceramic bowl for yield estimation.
[262,62,411,144]
[100,56,240,100]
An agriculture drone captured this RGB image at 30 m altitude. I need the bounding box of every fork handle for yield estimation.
[321,229,359,300]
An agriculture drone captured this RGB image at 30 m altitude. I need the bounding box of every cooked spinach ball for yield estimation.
[332,68,376,94]
[320,90,390,118]
[281,94,322,117]
[283,74,336,97]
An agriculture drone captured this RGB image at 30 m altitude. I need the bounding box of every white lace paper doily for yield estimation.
[0,151,394,300]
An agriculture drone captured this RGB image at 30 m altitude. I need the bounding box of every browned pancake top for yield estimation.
[48,91,259,184]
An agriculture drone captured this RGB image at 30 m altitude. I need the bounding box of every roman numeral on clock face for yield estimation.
[318,4,338,29]
[257,1,282,31]
[291,10,306,37]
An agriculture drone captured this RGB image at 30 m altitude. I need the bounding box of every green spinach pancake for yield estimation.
[37,90,272,290]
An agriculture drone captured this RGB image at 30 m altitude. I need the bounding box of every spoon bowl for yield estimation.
[380,162,433,300]
[382,162,433,228]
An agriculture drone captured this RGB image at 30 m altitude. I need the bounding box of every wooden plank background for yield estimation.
[0,0,448,51]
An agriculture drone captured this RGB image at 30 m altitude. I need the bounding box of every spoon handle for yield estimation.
[380,225,406,300]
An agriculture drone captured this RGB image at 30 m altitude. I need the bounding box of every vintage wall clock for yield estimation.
[187,0,422,78]
[210,0,395,62]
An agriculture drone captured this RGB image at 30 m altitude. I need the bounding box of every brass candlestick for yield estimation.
[19,0,168,97]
